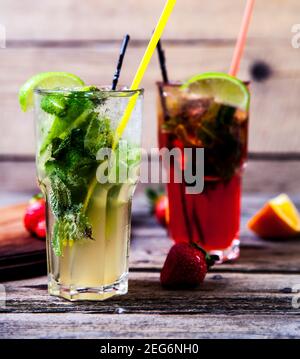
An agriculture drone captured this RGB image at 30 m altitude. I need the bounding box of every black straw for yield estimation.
[156,39,169,83]
[111,34,130,90]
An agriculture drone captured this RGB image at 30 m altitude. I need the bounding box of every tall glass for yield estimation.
[157,82,248,262]
[34,87,143,300]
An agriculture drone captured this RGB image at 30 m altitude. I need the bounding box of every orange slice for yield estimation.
[248,194,300,238]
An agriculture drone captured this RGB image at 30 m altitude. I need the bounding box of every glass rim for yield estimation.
[156,80,250,87]
[34,86,144,98]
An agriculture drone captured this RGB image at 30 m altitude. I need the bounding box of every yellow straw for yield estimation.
[113,0,177,149]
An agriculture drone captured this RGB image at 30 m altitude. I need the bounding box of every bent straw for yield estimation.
[229,0,255,76]
[113,0,177,149]
[112,34,130,90]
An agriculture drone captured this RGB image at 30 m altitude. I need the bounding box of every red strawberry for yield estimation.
[24,194,46,235]
[160,243,218,289]
[155,195,169,226]
[146,187,169,227]
[34,219,46,239]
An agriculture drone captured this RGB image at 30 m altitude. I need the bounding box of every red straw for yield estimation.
[229,0,255,76]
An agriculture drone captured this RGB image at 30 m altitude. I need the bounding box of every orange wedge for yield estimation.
[248,194,300,238]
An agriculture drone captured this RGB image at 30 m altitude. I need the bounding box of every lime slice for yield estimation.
[19,72,85,112]
[181,72,250,111]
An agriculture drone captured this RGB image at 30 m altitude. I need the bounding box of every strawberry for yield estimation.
[24,194,46,236]
[160,243,218,289]
[146,187,169,227]
[34,219,46,239]
[155,195,169,226]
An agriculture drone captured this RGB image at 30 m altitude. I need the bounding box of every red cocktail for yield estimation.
[157,81,249,262]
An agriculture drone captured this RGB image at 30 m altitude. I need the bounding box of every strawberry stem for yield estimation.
[32,193,44,200]
[191,242,219,268]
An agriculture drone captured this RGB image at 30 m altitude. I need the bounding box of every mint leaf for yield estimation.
[44,127,98,255]
[52,204,93,256]
[46,130,97,209]
[39,91,95,154]
[48,173,72,218]
[84,114,113,156]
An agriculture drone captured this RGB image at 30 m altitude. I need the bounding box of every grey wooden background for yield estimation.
[0,0,300,154]
[0,0,300,196]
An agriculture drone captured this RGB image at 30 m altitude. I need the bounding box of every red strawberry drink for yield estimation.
[157,74,250,262]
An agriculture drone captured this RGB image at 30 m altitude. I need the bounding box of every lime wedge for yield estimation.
[181,72,250,111]
[19,72,85,112]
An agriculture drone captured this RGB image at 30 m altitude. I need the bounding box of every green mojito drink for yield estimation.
[20,73,143,301]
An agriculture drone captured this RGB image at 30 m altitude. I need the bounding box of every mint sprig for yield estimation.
[40,88,110,255]
[39,87,141,256]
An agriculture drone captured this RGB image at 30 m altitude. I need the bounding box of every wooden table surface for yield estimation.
[0,194,300,339]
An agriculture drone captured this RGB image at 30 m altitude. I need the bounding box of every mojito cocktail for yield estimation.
[34,85,143,300]
[157,75,249,262]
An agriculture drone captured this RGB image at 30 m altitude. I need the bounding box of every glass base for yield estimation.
[208,239,240,263]
[48,273,128,301]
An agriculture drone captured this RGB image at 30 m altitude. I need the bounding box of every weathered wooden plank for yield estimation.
[131,234,300,273]
[3,44,298,95]
[243,161,300,194]
[0,0,298,41]
[1,41,300,154]
[0,313,299,339]
[0,162,38,192]
[1,272,300,315]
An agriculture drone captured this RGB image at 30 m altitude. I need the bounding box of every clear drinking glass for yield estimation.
[157,82,249,262]
[34,87,143,300]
